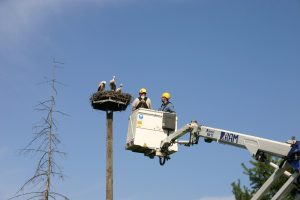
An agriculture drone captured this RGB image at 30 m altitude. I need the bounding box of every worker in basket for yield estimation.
[131,88,152,112]
[159,92,175,113]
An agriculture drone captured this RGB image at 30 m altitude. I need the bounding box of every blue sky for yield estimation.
[1,0,300,200]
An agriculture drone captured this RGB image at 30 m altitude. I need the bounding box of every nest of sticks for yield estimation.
[90,91,133,111]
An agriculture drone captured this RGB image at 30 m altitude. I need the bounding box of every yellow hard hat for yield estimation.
[162,92,171,99]
[139,88,147,94]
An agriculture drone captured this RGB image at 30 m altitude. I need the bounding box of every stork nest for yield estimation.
[90,91,133,111]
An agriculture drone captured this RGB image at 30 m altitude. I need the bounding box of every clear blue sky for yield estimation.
[1,1,300,200]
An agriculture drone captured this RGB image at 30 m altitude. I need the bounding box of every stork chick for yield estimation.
[116,83,123,93]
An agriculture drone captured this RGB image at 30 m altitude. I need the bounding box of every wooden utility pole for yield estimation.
[90,78,132,200]
[106,111,113,200]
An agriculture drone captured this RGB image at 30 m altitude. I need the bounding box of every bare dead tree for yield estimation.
[10,61,69,200]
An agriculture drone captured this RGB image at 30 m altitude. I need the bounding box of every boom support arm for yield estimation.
[159,121,300,200]
[161,121,292,159]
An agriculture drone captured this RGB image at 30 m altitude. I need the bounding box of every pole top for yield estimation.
[91,91,132,112]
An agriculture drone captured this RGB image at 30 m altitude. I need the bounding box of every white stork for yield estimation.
[115,83,123,93]
[109,76,116,91]
[98,81,106,92]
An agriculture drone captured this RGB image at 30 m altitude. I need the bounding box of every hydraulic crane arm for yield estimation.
[159,121,300,200]
[160,121,292,159]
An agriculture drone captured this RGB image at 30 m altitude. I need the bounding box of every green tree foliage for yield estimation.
[232,179,251,200]
[232,156,296,200]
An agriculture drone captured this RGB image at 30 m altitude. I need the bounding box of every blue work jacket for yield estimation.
[159,102,175,113]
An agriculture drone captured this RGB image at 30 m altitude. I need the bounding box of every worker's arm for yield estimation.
[165,102,175,113]
[131,98,139,111]
[147,98,152,109]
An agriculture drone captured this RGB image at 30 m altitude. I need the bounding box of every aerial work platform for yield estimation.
[125,108,300,199]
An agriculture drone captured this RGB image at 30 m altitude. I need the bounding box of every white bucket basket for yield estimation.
[126,108,178,155]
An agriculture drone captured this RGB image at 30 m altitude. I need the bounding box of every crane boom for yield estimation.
[160,121,292,159]
[160,121,300,200]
